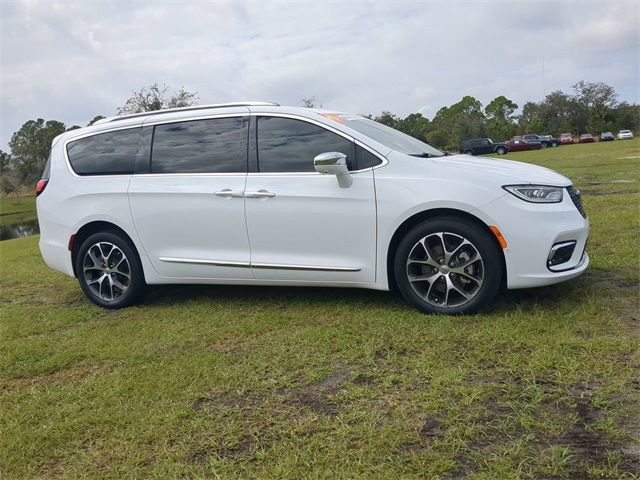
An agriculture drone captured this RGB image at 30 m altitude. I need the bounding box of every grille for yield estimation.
[567,186,586,218]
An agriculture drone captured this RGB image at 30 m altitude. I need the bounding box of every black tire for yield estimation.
[464,149,474,156]
[393,217,503,315]
[551,142,558,147]
[541,142,548,148]
[496,147,507,155]
[75,231,145,309]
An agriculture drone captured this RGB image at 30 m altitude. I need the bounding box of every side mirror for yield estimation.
[314,152,352,188]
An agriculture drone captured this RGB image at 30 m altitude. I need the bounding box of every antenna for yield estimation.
[542,57,546,98]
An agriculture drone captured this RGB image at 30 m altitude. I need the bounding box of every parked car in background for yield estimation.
[459,138,508,155]
[579,134,594,143]
[522,134,559,148]
[505,139,542,152]
[560,133,574,145]
[618,130,634,140]
[540,135,561,146]
[36,102,589,315]
[599,132,614,142]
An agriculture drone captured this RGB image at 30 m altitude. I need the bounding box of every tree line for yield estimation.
[367,81,639,151]
[1,81,638,195]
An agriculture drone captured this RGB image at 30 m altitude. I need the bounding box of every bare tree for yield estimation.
[118,83,199,114]
[301,96,322,108]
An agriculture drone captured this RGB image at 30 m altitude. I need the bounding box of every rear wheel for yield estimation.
[464,149,474,156]
[75,231,145,308]
[393,218,503,315]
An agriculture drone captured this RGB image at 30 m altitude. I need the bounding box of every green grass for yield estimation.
[0,195,37,227]
[1,140,639,479]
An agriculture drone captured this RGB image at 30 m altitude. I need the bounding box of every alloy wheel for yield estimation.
[82,242,131,302]
[406,232,484,308]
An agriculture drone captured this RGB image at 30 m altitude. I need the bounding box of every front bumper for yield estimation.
[475,191,589,289]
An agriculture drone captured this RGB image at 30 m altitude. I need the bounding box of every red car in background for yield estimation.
[505,139,542,152]
[579,133,595,143]
[560,133,574,144]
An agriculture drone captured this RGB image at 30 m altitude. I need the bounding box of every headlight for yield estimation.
[503,185,563,203]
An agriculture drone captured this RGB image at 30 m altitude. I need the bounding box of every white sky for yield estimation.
[1,0,639,149]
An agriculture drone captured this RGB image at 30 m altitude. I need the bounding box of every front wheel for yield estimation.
[75,231,146,309]
[496,147,507,155]
[551,141,558,147]
[541,143,548,148]
[393,218,503,315]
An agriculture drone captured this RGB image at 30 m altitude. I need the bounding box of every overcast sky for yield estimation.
[1,0,638,149]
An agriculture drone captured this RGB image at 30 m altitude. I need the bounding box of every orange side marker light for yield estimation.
[490,226,508,249]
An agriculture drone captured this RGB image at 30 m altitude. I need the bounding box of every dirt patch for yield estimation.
[419,415,445,440]
[4,363,108,389]
[290,365,353,416]
[188,436,254,464]
[374,347,410,359]
[191,389,262,414]
[353,374,375,385]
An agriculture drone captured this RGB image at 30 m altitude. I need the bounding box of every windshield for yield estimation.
[340,116,444,157]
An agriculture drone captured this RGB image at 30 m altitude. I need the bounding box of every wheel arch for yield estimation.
[385,208,507,291]
[71,221,141,278]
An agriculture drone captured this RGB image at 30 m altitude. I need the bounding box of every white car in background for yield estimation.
[36,102,589,314]
[617,130,634,140]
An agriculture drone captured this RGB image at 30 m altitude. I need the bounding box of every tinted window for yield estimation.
[41,155,51,180]
[356,145,382,169]
[67,128,140,175]
[151,117,246,174]
[257,117,354,172]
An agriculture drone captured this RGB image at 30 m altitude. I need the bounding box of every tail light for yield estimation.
[36,179,48,196]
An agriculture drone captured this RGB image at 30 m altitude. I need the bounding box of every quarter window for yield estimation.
[67,128,140,175]
[151,117,247,174]
[257,117,354,172]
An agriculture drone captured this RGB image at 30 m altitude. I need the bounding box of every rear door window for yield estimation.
[151,117,247,174]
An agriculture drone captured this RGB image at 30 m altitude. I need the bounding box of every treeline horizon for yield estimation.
[366,81,639,151]
[1,81,638,193]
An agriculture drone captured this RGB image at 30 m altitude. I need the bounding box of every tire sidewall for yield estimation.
[75,231,145,309]
[393,218,503,315]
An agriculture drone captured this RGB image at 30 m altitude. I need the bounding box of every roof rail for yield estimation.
[93,101,280,125]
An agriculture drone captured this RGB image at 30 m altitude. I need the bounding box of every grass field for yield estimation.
[1,140,639,479]
[0,195,37,227]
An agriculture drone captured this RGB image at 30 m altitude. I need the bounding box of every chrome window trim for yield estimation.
[159,256,361,272]
[62,113,249,178]
[61,111,389,178]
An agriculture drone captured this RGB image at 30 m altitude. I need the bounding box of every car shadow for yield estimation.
[138,271,615,316]
[142,283,402,310]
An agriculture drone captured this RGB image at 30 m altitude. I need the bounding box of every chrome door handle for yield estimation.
[214,189,244,198]
[245,190,276,198]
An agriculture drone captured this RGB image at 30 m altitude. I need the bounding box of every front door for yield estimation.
[129,114,253,279]
[244,116,377,284]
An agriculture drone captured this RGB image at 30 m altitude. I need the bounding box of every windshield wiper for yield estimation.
[409,152,445,158]
[409,152,435,158]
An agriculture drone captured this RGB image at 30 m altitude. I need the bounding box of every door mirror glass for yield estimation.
[314,152,352,188]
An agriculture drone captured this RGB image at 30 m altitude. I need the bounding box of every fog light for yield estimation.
[547,241,576,270]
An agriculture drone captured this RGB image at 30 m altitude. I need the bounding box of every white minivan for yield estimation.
[37,102,589,314]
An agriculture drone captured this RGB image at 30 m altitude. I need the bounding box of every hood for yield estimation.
[431,154,571,186]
